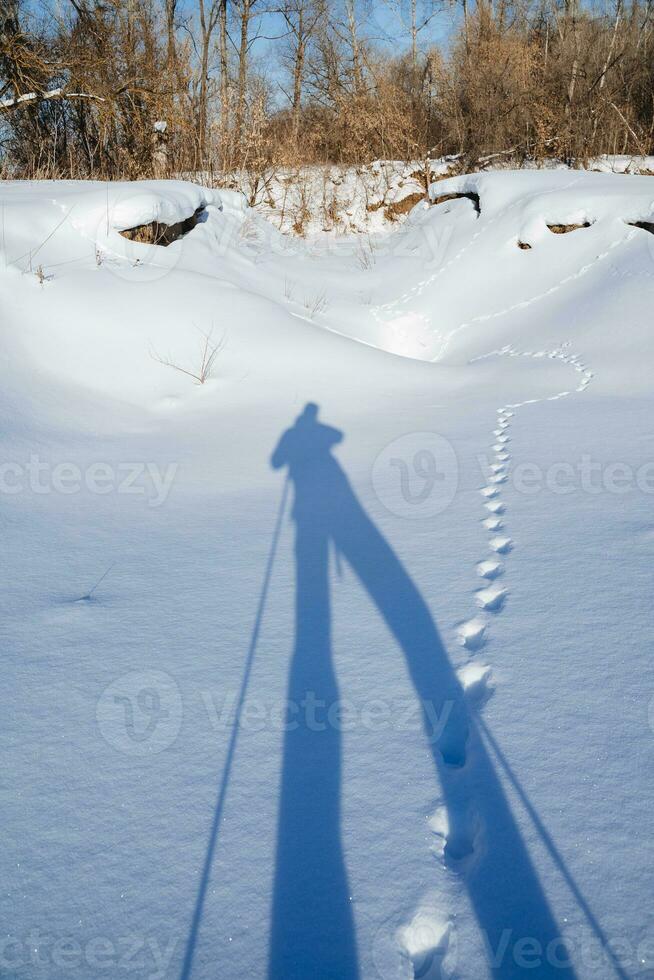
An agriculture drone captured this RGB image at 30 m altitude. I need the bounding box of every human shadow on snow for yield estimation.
[180,404,620,980]
[266,403,580,980]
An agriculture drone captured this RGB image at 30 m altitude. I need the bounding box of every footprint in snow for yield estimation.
[457,617,487,650]
[445,824,477,866]
[477,559,502,579]
[428,799,481,867]
[427,805,450,859]
[458,661,494,706]
[397,909,454,980]
[484,500,505,514]
[490,536,513,554]
[476,585,508,612]
[480,485,500,499]
[483,517,503,531]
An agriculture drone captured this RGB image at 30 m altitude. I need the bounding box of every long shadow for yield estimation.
[267,407,359,980]
[268,403,580,980]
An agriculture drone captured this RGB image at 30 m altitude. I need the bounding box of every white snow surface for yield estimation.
[207,157,654,239]
[1,169,654,980]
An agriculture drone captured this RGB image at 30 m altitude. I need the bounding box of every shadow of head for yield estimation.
[271,402,344,486]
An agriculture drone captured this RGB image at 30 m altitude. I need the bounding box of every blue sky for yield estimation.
[26,0,459,102]
[244,0,459,102]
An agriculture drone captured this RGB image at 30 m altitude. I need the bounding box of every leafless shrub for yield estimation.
[289,176,312,236]
[1,0,653,182]
[356,236,377,270]
[8,209,72,274]
[303,289,328,318]
[151,327,226,385]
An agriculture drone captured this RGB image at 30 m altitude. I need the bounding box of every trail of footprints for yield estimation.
[405,345,594,977]
[458,342,594,653]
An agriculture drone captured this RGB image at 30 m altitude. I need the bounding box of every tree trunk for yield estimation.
[346,0,363,96]
[165,0,177,73]
[219,0,229,129]
[236,0,251,133]
[198,0,210,164]
[292,10,306,140]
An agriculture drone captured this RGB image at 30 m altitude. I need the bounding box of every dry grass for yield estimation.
[355,237,377,270]
[384,191,425,222]
[303,289,328,318]
[151,327,226,384]
[2,0,653,194]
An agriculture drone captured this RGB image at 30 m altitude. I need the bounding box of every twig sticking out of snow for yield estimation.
[151,327,227,385]
[10,207,73,271]
[302,289,328,318]
[76,563,116,602]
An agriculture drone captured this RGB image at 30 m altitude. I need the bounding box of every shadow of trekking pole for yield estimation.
[179,476,290,980]
[476,714,631,980]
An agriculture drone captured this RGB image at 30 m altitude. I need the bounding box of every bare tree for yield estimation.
[195,0,223,165]
[280,0,324,141]
[1,0,653,178]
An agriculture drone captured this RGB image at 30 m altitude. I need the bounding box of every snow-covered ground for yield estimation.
[213,156,654,237]
[1,168,654,980]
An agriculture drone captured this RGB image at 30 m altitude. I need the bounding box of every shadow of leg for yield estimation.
[268,527,359,980]
[333,492,578,978]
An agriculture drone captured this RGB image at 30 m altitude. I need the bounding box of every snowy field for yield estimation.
[1,167,654,980]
